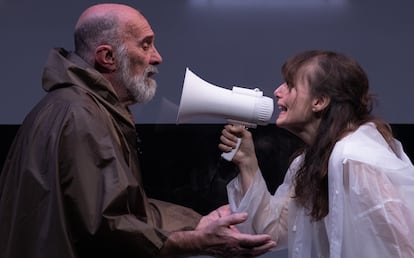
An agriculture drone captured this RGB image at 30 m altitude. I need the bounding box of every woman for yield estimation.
[219,50,414,257]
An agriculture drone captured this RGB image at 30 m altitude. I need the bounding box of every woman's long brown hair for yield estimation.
[282,50,394,220]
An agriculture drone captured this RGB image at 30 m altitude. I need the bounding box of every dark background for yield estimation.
[1,124,413,215]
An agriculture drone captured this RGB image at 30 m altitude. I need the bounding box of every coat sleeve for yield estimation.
[58,103,199,257]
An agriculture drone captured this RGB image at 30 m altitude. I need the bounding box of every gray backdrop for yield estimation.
[1,0,413,124]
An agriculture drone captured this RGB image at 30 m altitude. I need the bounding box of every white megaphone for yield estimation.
[176,67,274,161]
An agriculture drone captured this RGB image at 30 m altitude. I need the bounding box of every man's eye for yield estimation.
[141,42,151,51]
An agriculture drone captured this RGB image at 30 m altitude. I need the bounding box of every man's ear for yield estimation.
[95,45,116,72]
[312,95,330,113]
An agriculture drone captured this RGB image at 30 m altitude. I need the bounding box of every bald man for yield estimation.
[0,3,276,258]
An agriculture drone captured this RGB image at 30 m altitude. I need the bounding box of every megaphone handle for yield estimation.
[221,137,242,161]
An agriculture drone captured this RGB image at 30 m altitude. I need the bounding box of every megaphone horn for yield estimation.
[176,68,274,161]
[176,67,274,128]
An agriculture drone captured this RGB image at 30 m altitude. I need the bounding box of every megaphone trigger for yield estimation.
[221,137,241,161]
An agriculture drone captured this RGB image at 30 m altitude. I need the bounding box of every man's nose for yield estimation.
[150,47,163,65]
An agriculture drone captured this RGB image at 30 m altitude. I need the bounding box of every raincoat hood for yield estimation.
[42,47,119,104]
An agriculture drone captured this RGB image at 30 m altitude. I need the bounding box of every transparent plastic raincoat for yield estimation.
[227,123,414,258]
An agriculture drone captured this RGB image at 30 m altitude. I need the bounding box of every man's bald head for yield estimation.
[74,3,147,65]
[72,3,161,105]
[75,3,145,31]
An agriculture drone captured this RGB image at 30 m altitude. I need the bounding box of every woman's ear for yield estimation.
[312,95,330,112]
[95,45,116,73]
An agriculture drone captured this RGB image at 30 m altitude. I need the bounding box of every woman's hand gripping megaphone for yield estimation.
[221,134,242,161]
[219,124,256,162]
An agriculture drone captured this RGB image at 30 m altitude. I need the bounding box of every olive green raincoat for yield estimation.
[0,48,201,258]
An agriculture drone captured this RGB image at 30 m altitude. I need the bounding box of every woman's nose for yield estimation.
[274,83,285,97]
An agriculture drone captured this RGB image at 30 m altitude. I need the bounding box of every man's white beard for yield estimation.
[116,47,157,104]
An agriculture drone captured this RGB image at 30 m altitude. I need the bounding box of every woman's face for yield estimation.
[274,75,318,139]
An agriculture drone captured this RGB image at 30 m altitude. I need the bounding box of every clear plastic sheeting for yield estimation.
[228,123,414,257]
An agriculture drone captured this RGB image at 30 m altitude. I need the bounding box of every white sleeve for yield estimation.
[226,161,299,249]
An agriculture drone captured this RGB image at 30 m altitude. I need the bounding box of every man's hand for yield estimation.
[195,204,276,257]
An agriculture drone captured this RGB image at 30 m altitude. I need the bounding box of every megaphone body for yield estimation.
[176,68,274,160]
[177,68,274,128]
